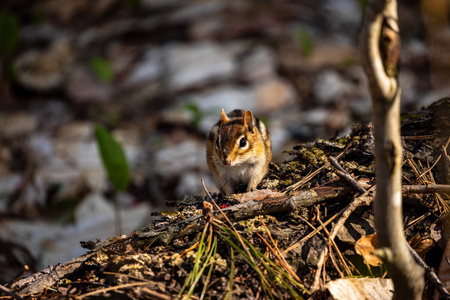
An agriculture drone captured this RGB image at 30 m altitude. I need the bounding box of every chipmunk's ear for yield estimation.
[243,110,254,134]
[221,108,229,124]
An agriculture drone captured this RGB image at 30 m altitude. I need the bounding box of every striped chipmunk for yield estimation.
[206,109,272,196]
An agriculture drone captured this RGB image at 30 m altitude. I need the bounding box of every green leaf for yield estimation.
[0,10,20,57]
[95,125,130,191]
[89,57,114,83]
[184,102,203,129]
[356,0,368,10]
[297,27,314,57]
[31,8,45,27]
[126,0,141,10]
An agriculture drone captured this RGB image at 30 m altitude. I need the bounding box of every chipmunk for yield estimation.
[206,109,272,196]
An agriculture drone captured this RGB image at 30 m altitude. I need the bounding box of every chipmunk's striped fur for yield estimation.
[206,109,272,196]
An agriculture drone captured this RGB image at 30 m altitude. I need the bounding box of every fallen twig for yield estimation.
[406,242,450,300]
[103,271,167,291]
[283,211,341,255]
[402,184,450,195]
[329,156,367,194]
[258,220,302,283]
[202,180,293,296]
[416,137,449,180]
[0,284,24,300]
[141,287,172,300]
[112,184,444,252]
[405,157,450,213]
[10,265,30,285]
[315,206,352,277]
[10,254,94,296]
[402,135,436,140]
[137,187,353,243]
[405,212,432,231]
[310,189,374,293]
[78,281,151,299]
[201,178,256,266]
[12,179,444,297]
[284,146,349,194]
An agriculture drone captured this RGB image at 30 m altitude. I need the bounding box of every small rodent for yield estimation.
[206,109,272,196]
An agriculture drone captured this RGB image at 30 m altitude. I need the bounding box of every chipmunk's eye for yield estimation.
[216,137,220,148]
[239,137,247,148]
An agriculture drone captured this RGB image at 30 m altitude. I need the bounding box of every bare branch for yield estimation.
[403,184,450,194]
[360,0,398,101]
[360,0,425,299]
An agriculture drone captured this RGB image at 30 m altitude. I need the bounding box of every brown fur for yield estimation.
[206,109,272,195]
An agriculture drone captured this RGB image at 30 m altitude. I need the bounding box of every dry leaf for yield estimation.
[355,234,382,266]
[409,235,435,258]
[357,177,374,190]
[327,278,394,300]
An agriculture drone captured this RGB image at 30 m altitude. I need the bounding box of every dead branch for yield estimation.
[360,1,398,100]
[85,182,445,257]
[138,187,353,243]
[11,180,442,296]
[75,187,353,260]
[10,254,94,295]
[0,284,24,300]
[406,242,450,300]
[402,184,450,194]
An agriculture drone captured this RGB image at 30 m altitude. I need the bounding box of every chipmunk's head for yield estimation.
[214,108,258,167]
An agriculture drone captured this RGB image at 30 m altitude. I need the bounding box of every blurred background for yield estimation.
[0,0,449,284]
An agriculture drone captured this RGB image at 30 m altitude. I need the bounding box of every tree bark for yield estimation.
[360,0,425,299]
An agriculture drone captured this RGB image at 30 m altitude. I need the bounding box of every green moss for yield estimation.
[287,160,307,173]
[341,161,373,174]
[335,137,348,145]
[240,215,278,235]
[291,146,327,166]
[170,253,185,266]
[263,179,281,189]
[309,147,327,162]
[161,210,180,218]
[282,180,292,186]
[401,112,423,122]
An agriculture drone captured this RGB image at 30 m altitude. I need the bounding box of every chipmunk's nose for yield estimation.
[221,149,231,166]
